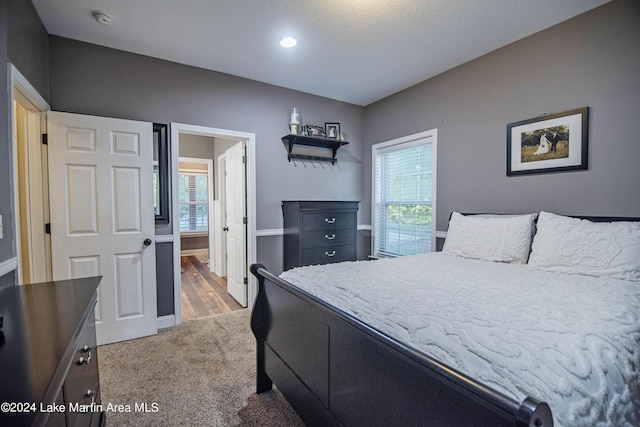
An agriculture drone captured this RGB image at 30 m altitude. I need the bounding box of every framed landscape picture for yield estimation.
[507,107,588,176]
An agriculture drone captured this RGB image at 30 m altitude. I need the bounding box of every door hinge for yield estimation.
[45,223,51,234]
[42,134,48,145]
[243,277,248,285]
[243,217,247,224]
[242,155,246,164]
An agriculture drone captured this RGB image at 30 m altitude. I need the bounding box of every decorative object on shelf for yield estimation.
[289,107,302,135]
[507,107,588,176]
[304,124,326,138]
[325,122,340,139]
[282,134,349,165]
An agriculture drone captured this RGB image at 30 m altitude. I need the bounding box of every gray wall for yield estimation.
[0,0,49,287]
[155,242,174,316]
[48,36,365,307]
[7,0,49,98]
[364,0,640,232]
[48,37,366,236]
[4,0,638,298]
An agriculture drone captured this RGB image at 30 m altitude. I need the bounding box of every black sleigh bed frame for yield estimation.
[250,214,640,426]
[249,264,552,427]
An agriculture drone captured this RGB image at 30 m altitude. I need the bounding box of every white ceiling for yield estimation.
[32,0,611,106]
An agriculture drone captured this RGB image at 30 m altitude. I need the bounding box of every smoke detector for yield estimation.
[92,11,113,26]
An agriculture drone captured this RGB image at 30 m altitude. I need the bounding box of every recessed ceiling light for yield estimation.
[92,11,113,26]
[280,37,297,48]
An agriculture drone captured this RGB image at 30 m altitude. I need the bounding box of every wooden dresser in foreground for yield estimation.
[283,200,359,271]
[0,276,103,427]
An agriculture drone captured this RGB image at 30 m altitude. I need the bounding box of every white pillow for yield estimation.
[475,212,539,239]
[442,212,534,264]
[528,211,640,281]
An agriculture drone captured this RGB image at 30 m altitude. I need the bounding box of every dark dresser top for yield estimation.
[282,200,360,211]
[0,277,101,424]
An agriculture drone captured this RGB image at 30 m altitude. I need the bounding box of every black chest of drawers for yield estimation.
[0,277,103,427]
[283,201,359,270]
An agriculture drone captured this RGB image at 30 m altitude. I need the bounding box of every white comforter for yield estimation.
[280,253,640,427]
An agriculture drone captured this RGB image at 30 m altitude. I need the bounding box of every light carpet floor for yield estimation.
[98,309,305,426]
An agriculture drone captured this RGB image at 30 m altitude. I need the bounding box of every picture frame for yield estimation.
[325,122,340,139]
[507,107,588,176]
[304,124,325,137]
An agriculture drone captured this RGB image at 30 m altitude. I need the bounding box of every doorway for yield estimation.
[171,123,257,324]
[9,65,51,285]
[177,150,239,320]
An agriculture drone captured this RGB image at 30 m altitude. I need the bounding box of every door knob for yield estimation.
[143,238,153,246]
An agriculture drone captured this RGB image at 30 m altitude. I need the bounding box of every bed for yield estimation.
[250,211,640,427]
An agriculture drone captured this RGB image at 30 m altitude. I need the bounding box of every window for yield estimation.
[178,172,209,233]
[372,130,436,257]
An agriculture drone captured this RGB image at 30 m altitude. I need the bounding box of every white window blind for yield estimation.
[373,134,435,257]
[178,172,208,232]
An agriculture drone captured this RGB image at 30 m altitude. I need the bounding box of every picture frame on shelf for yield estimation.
[325,122,340,139]
[304,124,326,137]
[507,107,588,176]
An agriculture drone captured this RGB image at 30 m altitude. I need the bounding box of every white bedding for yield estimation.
[280,253,640,427]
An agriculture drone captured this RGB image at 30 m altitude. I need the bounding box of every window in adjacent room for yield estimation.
[178,169,209,233]
[372,130,437,257]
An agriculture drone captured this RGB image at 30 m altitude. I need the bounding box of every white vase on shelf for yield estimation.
[289,108,301,134]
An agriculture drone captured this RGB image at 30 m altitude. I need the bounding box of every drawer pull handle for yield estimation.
[324,217,336,224]
[86,389,97,405]
[325,251,336,257]
[78,352,92,365]
[324,234,336,240]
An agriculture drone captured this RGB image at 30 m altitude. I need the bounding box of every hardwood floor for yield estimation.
[180,255,244,320]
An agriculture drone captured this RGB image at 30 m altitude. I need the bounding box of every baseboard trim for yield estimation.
[180,249,208,257]
[157,314,176,329]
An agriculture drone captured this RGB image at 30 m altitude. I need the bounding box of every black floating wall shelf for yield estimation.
[282,134,349,165]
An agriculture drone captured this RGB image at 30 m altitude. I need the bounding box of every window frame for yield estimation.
[371,129,437,258]
[177,157,213,235]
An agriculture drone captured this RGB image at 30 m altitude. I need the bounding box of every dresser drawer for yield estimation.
[302,212,356,231]
[303,244,356,265]
[65,358,100,427]
[64,312,100,427]
[302,228,356,248]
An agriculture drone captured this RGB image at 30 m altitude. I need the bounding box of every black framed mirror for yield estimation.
[153,123,170,225]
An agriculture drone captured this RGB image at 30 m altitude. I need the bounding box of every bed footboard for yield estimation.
[250,263,553,427]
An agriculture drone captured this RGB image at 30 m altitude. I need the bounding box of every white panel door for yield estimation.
[225,141,247,307]
[48,111,157,345]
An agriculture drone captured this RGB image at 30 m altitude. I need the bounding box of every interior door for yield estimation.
[48,111,157,345]
[225,141,247,307]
